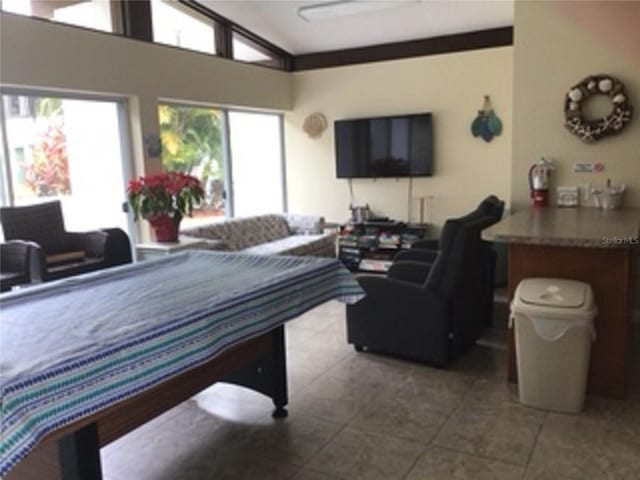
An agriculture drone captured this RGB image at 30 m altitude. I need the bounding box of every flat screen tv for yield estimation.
[334,113,433,178]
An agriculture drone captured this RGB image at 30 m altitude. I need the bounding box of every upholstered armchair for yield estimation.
[347,216,493,366]
[0,240,35,292]
[0,201,132,283]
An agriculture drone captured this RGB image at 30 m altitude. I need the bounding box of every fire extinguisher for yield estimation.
[529,157,553,207]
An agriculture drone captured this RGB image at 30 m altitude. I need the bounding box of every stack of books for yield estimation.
[357,235,378,248]
[400,233,422,249]
[378,233,401,249]
[338,235,359,247]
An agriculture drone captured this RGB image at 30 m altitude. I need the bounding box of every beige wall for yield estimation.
[0,13,292,177]
[512,1,640,210]
[284,47,513,226]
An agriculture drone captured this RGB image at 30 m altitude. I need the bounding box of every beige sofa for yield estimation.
[180,214,336,257]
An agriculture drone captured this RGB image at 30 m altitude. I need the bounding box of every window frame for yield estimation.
[180,0,292,71]
[155,99,287,219]
[226,108,287,217]
[0,88,135,222]
[0,0,123,34]
[149,0,218,56]
[0,1,293,71]
[231,30,286,70]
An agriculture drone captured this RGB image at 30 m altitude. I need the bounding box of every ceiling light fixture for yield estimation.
[298,0,421,22]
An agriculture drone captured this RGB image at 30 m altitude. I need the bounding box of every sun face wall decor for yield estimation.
[302,112,328,139]
[564,74,633,143]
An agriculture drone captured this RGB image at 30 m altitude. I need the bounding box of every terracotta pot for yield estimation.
[147,214,180,242]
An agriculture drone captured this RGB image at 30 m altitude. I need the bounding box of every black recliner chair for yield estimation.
[0,201,132,283]
[346,216,493,366]
[391,195,505,326]
[397,194,504,262]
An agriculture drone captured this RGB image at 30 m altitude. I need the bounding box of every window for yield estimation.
[151,0,216,55]
[1,0,117,33]
[232,32,285,69]
[1,94,133,233]
[229,111,284,217]
[5,96,34,118]
[158,103,225,223]
[157,103,286,222]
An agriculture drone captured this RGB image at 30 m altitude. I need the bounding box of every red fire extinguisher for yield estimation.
[529,158,553,207]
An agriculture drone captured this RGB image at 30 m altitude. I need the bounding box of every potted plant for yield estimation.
[127,171,204,242]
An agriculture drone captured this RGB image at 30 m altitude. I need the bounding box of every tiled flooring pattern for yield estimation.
[102,301,640,480]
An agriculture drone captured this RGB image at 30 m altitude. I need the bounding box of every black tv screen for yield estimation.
[335,113,433,178]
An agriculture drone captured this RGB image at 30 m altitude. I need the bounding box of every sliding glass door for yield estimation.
[228,111,284,217]
[0,93,133,234]
[158,103,226,225]
[1,94,286,241]
[157,104,285,222]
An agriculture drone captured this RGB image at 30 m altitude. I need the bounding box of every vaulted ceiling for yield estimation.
[200,0,514,55]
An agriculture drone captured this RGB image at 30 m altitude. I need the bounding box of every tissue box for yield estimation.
[557,186,579,207]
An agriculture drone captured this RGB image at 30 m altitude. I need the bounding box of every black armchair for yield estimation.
[0,201,132,283]
[0,240,35,292]
[392,194,505,325]
[347,216,492,366]
[403,194,505,253]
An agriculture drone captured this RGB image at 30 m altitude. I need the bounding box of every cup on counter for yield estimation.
[591,182,625,209]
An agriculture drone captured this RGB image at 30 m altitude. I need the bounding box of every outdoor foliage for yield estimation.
[158,104,222,183]
[23,99,71,196]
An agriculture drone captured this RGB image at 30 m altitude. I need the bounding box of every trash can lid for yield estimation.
[517,278,591,309]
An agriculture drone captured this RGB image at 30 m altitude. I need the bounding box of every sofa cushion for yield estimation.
[181,214,290,250]
[180,214,336,257]
[242,234,335,257]
[285,213,324,234]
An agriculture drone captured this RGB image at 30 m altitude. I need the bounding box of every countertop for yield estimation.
[482,207,640,248]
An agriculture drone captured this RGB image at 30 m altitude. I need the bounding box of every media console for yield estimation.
[338,221,430,273]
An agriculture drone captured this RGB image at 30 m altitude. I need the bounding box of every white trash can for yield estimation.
[510,278,597,413]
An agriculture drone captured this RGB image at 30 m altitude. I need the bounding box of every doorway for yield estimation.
[0,93,134,235]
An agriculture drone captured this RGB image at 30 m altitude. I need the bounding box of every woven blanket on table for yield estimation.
[0,251,364,475]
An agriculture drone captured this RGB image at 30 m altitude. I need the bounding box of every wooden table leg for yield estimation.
[59,424,102,480]
[270,325,289,418]
[5,424,102,480]
[221,325,289,418]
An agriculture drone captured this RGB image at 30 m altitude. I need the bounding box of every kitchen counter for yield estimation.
[484,207,639,399]
[482,207,640,248]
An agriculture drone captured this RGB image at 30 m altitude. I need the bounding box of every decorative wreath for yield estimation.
[564,74,633,143]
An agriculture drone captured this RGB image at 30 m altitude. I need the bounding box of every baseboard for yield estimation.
[477,337,507,351]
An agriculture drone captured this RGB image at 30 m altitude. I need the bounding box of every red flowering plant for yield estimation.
[127,171,205,224]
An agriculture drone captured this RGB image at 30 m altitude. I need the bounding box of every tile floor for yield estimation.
[102,300,640,480]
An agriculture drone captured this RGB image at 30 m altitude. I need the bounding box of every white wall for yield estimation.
[512,1,640,314]
[0,12,291,240]
[0,12,292,178]
[512,1,640,210]
[284,47,513,226]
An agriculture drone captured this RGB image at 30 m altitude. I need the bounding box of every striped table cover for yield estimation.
[0,251,364,475]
